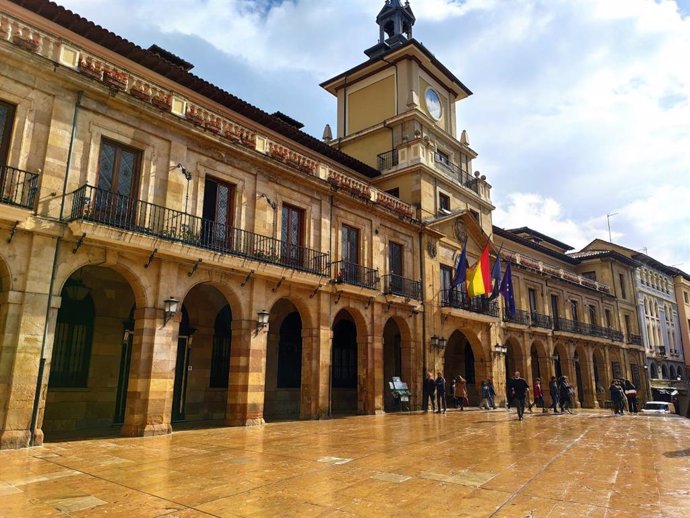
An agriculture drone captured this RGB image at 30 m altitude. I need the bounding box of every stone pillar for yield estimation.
[226,319,267,426]
[120,306,176,437]
[371,331,384,415]
[300,326,331,419]
[578,351,597,408]
[0,289,56,449]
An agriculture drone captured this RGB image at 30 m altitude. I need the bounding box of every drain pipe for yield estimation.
[29,91,83,446]
[419,227,427,404]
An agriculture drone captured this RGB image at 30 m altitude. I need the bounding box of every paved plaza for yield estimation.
[1,409,689,518]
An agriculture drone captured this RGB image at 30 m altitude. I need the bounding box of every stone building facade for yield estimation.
[0,0,679,450]
[494,229,647,409]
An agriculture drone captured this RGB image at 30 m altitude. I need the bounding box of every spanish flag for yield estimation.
[466,244,492,297]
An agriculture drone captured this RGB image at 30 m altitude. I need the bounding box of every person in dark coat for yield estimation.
[549,376,560,413]
[509,371,530,421]
[610,380,624,415]
[435,372,447,414]
[422,371,435,412]
[559,376,574,414]
[624,380,638,414]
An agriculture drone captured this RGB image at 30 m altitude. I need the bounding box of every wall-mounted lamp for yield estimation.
[430,335,439,348]
[257,309,270,331]
[552,352,560,362]
[494,344,508,355]
[438,336,447,349]
[64,270,91,301]
[163,297,179,325]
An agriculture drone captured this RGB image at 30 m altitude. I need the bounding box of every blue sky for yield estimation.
[56,0,690,268]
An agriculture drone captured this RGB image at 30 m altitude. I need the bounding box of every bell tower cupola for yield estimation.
[365,0,416,59]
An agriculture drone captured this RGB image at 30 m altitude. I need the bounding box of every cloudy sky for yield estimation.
[56,0,690,268]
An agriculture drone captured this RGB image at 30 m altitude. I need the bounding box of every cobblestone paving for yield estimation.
[1,409,689,517]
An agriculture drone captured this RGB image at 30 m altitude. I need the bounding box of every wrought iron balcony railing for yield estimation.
[332,260,379,290]
[377,149,399,171]
[504,308,531,325]
[553,317,624,341]
[530,312,553,329]
[68,185,330,275]
[440,289,499,317]
[0,165,39,210]
[382,274,422,300]
[628,334,642,346]
[433,153,479,194]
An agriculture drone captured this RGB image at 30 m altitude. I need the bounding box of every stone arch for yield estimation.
[552,341,570,381]
[530,340,549,387]
[42,265,138,441]
[0,250,12,292]
[444,328,486,404]
[173,283,237,423]
[650,362,658,379]
[264,297,304,421]
[331,308,365,415]
[54,254,149,310]
[504,335,525,381]
[176,274,244,323]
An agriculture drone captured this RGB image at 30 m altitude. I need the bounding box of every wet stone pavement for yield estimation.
[1,409,690,518]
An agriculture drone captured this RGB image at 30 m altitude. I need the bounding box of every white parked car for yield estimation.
[640,401,677,415]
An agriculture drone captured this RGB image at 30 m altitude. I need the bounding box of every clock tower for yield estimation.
[320,0,493,235]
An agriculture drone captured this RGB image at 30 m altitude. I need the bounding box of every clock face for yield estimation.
[425,88,442,120]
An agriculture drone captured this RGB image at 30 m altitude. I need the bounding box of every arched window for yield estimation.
[650,363,658,379]
[661,364,668,379]
[49,294,95,387]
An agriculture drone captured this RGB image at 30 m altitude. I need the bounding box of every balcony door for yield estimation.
[389,242,403,293]
[281,204,304,268]
[96,139,141,226]
[202,177,235,250]
[341,224,359,283]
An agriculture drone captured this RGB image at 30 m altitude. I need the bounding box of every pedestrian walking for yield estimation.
[610,380,624,415]
[479,380,492,409]
[624,380,638,414]
[435,372,447,414]
[487,378,497,409]
[422,371,435,412]
[559,376,574,414]
[509,371,530,421]
[529,377,547,413]
[455,375,468,410]
[549,376,560,413]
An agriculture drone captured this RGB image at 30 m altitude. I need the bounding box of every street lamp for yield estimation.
[163,297,179,325]
[256,309,270,331]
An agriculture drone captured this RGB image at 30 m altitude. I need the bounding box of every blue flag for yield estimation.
[499,262,515,318]
[489,254,501,300]
[450,241,468,289]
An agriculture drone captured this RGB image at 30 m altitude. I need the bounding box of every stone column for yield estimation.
[578,351,597,408]
[120,306,176,437]
[0,289,56,449]
[300,325,331,419]
[226,319,267,426]
[370,330,384,415]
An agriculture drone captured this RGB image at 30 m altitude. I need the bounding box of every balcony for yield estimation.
[554,317,624,341]
[504,308,531,325]
[332,260,379,290]
[530,312,553,329]
[0,165,39,210]
[382,274,422,300]
[433,153,479,194]
[377,149,399,171]
[68,185,330,275]
[628,334,642,346]
[440,289,499,317]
